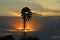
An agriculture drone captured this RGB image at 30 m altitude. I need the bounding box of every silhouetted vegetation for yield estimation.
[0,35,15,40]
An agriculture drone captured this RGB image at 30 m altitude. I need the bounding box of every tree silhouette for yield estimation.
[21,7,32,30]
[20,7,40,40]
[21,7,32,21]
[21,7,32,40]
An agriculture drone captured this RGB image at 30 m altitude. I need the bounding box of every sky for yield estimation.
[0,0,60,40]
[0,0,60,16]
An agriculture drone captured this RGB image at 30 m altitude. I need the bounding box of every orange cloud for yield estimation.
[32,10,60,16]
[10,12,21,16]
[4,10,60,17]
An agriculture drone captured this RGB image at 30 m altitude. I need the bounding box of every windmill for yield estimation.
[20,7,32,40]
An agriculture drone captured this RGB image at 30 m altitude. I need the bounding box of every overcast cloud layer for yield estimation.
[0,0,60,16]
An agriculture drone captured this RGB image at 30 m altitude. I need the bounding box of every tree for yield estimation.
[21,7,32,30]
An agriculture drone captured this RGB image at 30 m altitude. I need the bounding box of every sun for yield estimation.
[16,25,34,32]
[12,18,40,32]
[15,21,36,32]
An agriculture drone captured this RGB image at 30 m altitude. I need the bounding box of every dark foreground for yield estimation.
[0,35,40,40]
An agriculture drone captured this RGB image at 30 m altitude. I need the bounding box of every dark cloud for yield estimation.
[0,15,60,40]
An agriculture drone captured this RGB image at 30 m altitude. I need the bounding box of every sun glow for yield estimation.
[14,20,37,32]
[16,23,35,32]
[10,12,21,16]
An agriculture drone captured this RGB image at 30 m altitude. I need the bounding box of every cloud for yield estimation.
[32,10,60,16]
[0,0,60,16]
[26,0,60,10]
[39,0,60,10]
[10,12,21,16]
[0,11,21,16]
[51,36,60,38]
[1,10,60,16]
[0,10,60,16]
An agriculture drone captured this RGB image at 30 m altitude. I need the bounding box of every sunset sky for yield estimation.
[0,0,60,16]
[0,0,60,40]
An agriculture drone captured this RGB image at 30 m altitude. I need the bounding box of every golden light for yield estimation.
[16,23,35,32]
[8,29,17,32]
[14,20,37,32]
[32,10,60,16]
[10,12,21,16]
[8,11,43,32]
